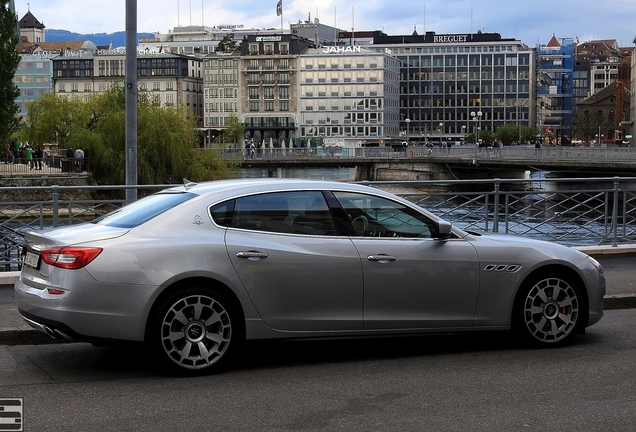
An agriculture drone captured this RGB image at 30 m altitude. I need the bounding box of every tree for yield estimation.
[22,85,236,184]
[215,33,240,53]
[571,109,612,143]
[0,1,20,146]
[494,124,539,145]
[222,114,245,148]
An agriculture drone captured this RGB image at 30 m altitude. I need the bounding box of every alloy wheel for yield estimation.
[160,294,233,370]
[522,277,579,344]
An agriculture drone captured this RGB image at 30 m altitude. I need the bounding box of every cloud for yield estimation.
[14,0,636,46]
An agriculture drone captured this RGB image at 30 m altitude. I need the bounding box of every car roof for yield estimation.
[164,178,385,199]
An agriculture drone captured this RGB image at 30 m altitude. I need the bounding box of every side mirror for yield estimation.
[436,220,453,240]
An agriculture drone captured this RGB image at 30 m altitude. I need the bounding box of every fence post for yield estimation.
[612,177,619,247]
[52,185,59,228]
[493,178,501,233]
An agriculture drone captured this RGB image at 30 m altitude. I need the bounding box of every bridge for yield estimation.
[234,145,636,181]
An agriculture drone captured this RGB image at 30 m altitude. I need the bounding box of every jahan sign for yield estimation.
[322,46,362,54]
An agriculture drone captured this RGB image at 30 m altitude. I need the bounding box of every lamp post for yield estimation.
[471,111,482,158]
[405,118,411,144]
[439,122,443,149]
[461,125,466,145]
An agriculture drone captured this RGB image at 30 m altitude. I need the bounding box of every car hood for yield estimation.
[465,230,584,259]
[24,223,129,248]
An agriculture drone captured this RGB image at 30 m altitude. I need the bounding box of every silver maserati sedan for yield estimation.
[15,179,605,374]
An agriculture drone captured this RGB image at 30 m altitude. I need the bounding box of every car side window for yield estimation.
[332,191,436,238]
[211,191,338,236]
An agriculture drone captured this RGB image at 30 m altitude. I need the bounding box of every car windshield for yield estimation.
[91,192,196,228]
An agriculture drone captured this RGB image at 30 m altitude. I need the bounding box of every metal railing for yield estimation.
[2,177,636,271]
[217,144,636,163]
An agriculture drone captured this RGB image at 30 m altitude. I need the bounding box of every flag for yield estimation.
[276,0,282,16]
[574,36,579,46]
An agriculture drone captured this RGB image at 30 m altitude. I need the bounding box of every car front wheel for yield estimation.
[149,286,240,375]
[515,274,583,346]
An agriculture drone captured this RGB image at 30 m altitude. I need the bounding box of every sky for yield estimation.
[14,0,636,47]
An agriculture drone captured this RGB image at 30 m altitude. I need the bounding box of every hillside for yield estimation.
[44,29,155,49]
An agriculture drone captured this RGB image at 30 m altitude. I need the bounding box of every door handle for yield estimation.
[367,255,397,262]
[236,251,269,259]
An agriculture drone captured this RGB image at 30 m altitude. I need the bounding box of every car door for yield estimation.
[217,191,364,332]
[331,191,481,330]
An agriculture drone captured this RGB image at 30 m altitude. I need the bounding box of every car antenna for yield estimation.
[183,178,197,190]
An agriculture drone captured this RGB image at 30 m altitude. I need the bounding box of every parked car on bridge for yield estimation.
[15,179,605,374]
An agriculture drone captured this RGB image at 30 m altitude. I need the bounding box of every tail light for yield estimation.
[41,246,103,270]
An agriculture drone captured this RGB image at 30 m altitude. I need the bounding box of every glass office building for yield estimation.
[367,31,535,144]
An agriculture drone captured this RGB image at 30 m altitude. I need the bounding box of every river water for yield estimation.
[240,167,356,181]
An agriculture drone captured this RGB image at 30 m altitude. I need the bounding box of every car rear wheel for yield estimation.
[515,273,582,346]
[149,286,240,375]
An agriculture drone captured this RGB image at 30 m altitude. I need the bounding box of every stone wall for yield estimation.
[0,176,91,203]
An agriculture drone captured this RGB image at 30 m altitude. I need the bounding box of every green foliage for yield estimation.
[222,114,244,146]
[494,124,518,145]
[215,33,240,52]
[571,110,612,142]
[0,1,20,145]
[22,85,236,184]
[493,124,539,145]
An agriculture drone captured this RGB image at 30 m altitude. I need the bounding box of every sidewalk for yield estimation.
[2,245,636,345]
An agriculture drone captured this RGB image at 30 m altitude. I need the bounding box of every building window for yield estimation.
[250,101,259,111]
[265,102,274,111]
[248,73,259,85]
[280,101,289,111]
[249,88,259,100]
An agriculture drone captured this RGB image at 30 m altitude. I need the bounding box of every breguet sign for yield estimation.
[433,34,468,43]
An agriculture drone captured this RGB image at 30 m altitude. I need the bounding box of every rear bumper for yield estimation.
[14,277,153,342]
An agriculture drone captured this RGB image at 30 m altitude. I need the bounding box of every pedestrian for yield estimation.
[11,139,20,163]
[24,144,34,169]
[2,143,10,164]
[34,146,43,170]
[74,147,85,172]
[534,141,542,159]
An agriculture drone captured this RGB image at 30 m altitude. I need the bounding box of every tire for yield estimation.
[514,273,583,347]
[148,286,241,375]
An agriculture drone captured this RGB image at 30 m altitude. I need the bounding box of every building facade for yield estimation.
[366,31,535,144]
[237,34,314,147]
[298,46,401,147]
[203,52,240,146]
[536,36,575,145]
[52,49,203,123]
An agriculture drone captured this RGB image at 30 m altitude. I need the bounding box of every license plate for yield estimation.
[24,251,40,269]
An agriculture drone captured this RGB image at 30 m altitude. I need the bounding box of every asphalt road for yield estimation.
[0,308,635,431]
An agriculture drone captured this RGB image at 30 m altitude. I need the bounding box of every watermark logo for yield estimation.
[0,399,23,431]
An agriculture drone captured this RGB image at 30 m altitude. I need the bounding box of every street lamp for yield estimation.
[471,111,482,158]
[405,118,411,144]
[439,122,443,147]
